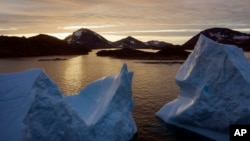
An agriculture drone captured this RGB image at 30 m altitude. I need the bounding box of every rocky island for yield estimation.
[96,47,190,60]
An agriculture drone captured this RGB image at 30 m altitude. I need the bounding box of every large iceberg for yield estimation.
[156,35,250,141]
[0,64,136,141]
[65,64,137,141]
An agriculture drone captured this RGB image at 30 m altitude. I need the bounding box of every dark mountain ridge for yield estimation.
[182,27,250,51]
[1,27,250,57]
[0,34,89,57]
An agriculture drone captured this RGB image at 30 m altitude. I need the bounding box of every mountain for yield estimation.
[113,36,175,49]
[182,27,250,51]
[113,36,147,48]
[65,28,114,49]
[146,40,174,49]
[0,34,89,57]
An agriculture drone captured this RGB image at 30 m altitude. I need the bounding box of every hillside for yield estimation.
[0,34,90,57]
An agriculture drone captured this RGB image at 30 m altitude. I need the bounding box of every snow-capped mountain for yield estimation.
[113,36,147,48]
[182,28,250,51]
[65,28,114,49]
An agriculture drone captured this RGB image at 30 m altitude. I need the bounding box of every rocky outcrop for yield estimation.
[97,47,189,60]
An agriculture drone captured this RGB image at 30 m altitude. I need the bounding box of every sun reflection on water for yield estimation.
[62,56,86,95]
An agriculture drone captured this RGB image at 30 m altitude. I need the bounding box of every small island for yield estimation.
[38,58,67,61]
[96,47,190,60]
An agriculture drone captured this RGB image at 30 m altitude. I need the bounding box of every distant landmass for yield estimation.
[113,36,147,48]
[97,47,190,60]
[0,27,250,58]
[0,34,90,57]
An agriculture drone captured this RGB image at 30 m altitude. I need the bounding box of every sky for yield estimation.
[1,0,250,44]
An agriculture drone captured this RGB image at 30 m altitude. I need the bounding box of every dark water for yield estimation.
[4,50,249,140]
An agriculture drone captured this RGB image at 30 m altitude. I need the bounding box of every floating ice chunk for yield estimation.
[66,64,137,141]
[0,69,43,141]
[156,35,250,141]
[21,71,89,141]
[0,64,136,141]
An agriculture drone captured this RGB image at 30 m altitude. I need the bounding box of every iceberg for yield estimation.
[65,64,137,141]
[0,69,50,141]
[0,64,136,141]
[156,35,250,141]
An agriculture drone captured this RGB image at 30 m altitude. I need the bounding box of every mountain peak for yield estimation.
[125,36,136,40]
[29,34,60,41]
[65,28,113,49]
[114,36,146,48]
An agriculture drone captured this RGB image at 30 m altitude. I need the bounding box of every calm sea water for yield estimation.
[1,50,250,140]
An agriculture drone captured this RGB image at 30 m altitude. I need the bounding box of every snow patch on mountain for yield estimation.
[74,30,83,37]
[130,40,135,44]
[209,32,227,40]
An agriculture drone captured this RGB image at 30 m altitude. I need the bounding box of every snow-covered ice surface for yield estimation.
[156,35,250,141]
[0,64,136,141]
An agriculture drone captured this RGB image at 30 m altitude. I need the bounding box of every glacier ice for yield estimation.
[0,64,136,141]
[0,69,46,141]
[65,64,137,141]
[156,34,250,141]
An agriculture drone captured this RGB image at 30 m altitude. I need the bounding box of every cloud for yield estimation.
[0,0,250,37]
[0,27,18,31]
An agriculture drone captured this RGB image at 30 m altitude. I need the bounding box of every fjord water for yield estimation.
[1,50,249,140]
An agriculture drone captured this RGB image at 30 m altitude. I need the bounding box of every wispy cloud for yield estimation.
[0,0,250,42]
[58,24,118,30]
[0,27,18,31]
